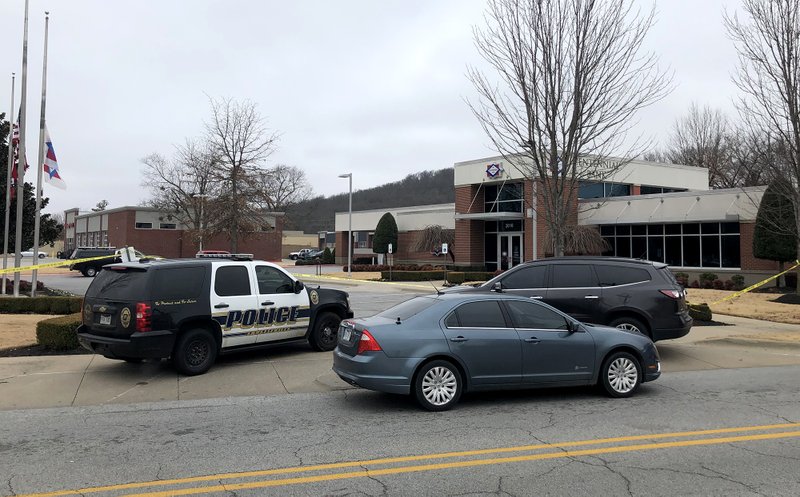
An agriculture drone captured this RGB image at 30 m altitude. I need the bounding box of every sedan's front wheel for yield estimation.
[414,360,462,411]
[600,351,641,398]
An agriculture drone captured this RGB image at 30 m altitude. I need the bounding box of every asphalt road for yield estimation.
[1,365,799,497]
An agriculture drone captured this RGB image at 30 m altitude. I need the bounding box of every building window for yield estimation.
[159,223,177,229]
[353,231,369,249]
[578,181,631,199]
[600,222,740,268]
[135,222,153,229]
[640,185,689,195]
[485,183,523,213]
[102,232,108,246]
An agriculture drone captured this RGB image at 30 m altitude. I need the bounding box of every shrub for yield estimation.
[699,273,717,289]
[731,274,745,290]
[688,303,712,322]
[723,279,735,291]
[381,270,446,281]
[690,280,700,289]
[446,272,465,284]
[0,296,82,314]
[3,279,44,294]
[322,247,334,264]
[36,313,82,350]
[463,271,497,282]
[712,279,725,290]
[674,272,689,287]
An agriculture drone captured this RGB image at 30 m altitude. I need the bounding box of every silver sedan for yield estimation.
[333,293,661,411]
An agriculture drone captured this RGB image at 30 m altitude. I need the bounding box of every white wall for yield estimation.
[335,203,455,232]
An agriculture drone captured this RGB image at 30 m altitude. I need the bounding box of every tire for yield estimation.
[85,266,98,278]
[290,255,298,260]
[309,312,341,351]
[173,328,218,376]
[413,360,463,411]
[38,253,46,259]
[609,316,648,337]
[600,351,641,398]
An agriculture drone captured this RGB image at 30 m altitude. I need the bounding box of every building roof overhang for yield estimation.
[454,211,525,221]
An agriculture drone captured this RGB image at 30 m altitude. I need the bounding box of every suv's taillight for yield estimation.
[357,330,382,354]
[136,302,152,332]
[659,289,682,299]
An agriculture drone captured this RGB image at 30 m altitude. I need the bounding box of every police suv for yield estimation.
[76,254,353,375]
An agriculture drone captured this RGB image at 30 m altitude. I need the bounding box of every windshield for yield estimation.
[375,297,438,321]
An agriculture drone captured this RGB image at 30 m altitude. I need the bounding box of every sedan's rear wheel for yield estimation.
[414,360,462,411]
[600,352,641,398]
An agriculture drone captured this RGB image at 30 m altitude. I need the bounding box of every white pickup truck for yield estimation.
[289,248,316,260]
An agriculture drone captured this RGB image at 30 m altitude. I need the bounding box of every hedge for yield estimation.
[0,297,82,314]
[381,270,446,281]
[688,303,712,322]
[36,312,82,350]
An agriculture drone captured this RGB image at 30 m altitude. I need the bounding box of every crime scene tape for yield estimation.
[709,259,800,305]
[0,254,121,276]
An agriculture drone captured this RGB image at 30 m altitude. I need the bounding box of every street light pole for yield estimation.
[338,173,352,278]
[191,193,209,252]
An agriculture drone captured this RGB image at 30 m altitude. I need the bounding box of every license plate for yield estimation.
[100,314,111,325]
[341,328,352,342]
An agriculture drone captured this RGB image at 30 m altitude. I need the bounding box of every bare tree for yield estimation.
[469,0,671,256]
[141,138,221,247]
[255,164,313,211]
[726,0,800,294]
[205,97,279,251]
[665,104,733,188]
[642,149,672,163]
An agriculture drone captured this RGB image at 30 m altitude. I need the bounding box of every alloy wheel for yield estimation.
[607,357,638,394]
[421,366,458,406]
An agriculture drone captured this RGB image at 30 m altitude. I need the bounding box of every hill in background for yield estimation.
[285,168,454,233]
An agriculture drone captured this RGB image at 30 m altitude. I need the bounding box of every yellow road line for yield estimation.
[118,430,800,496]
[14,422,800,497]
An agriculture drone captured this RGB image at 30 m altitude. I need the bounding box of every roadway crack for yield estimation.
[731,443,800,462]
[70,355,95,406]
[360,465,388,497]
[620,462,767,496]
[699,464,767,496]
[271,363,289,394]
[292,434,334,466]
[572,455,633,497]
[447,475,518,497]
[6,475,16,496]
[219,479,238,497]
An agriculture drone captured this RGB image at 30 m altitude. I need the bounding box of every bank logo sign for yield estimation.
[486,163,503,178]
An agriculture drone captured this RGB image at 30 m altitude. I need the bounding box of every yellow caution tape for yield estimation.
[709,259,800,305]
[0,254,123,276]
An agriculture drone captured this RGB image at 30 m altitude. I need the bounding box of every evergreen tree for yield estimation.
[0,113,63,251]
[373,213,398,255]
[753,181,798,286]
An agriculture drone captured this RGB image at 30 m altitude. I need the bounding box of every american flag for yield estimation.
[9,110,29,200]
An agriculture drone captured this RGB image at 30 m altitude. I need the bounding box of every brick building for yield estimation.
[334,155,780,284]
[63,206,283,261]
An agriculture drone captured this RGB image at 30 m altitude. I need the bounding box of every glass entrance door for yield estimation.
[499,234,523,271]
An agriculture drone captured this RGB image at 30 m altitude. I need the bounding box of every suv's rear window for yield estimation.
[85,269,149,300]
[152,267,205,300]
[376,297,437,320]
[595,265,651,286]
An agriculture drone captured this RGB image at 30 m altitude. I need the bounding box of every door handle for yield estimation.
[261,301,275,306]
[524,337,540,343]
[530,296,543,300]
[449,336,469,343]
[584,295,600,299]
[214,303,229,309]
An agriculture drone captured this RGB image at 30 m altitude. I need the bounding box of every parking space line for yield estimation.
[13,422,800,497]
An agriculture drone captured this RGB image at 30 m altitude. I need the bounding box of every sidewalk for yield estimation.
[1,313,799,411]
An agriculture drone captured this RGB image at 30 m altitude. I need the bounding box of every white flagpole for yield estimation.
[31,12,49,297]
[2,73,15,296]
[13,0,30,298]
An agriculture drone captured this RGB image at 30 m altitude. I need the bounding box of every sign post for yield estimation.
[388,243,393,281]
[441,243,448,285]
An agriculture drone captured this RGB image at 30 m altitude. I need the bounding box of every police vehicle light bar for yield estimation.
[195,253,254,261]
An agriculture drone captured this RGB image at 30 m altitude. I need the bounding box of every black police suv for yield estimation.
[452,257,691,341]
[76,256,353,375]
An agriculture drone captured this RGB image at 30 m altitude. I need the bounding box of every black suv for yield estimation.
[455,257,691,341]
[69,247,119,277]
[76,257,353,375]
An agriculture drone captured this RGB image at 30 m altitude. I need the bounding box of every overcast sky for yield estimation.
[0,0,742,216]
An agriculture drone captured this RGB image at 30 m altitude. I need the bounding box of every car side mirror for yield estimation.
[294,280,305,294]
[493,281,503,292]
[566,320,576,333]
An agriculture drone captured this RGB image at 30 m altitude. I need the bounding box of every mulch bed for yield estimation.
[772,293,800,305]
[0,344,89,358]
[692,320,733,327]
